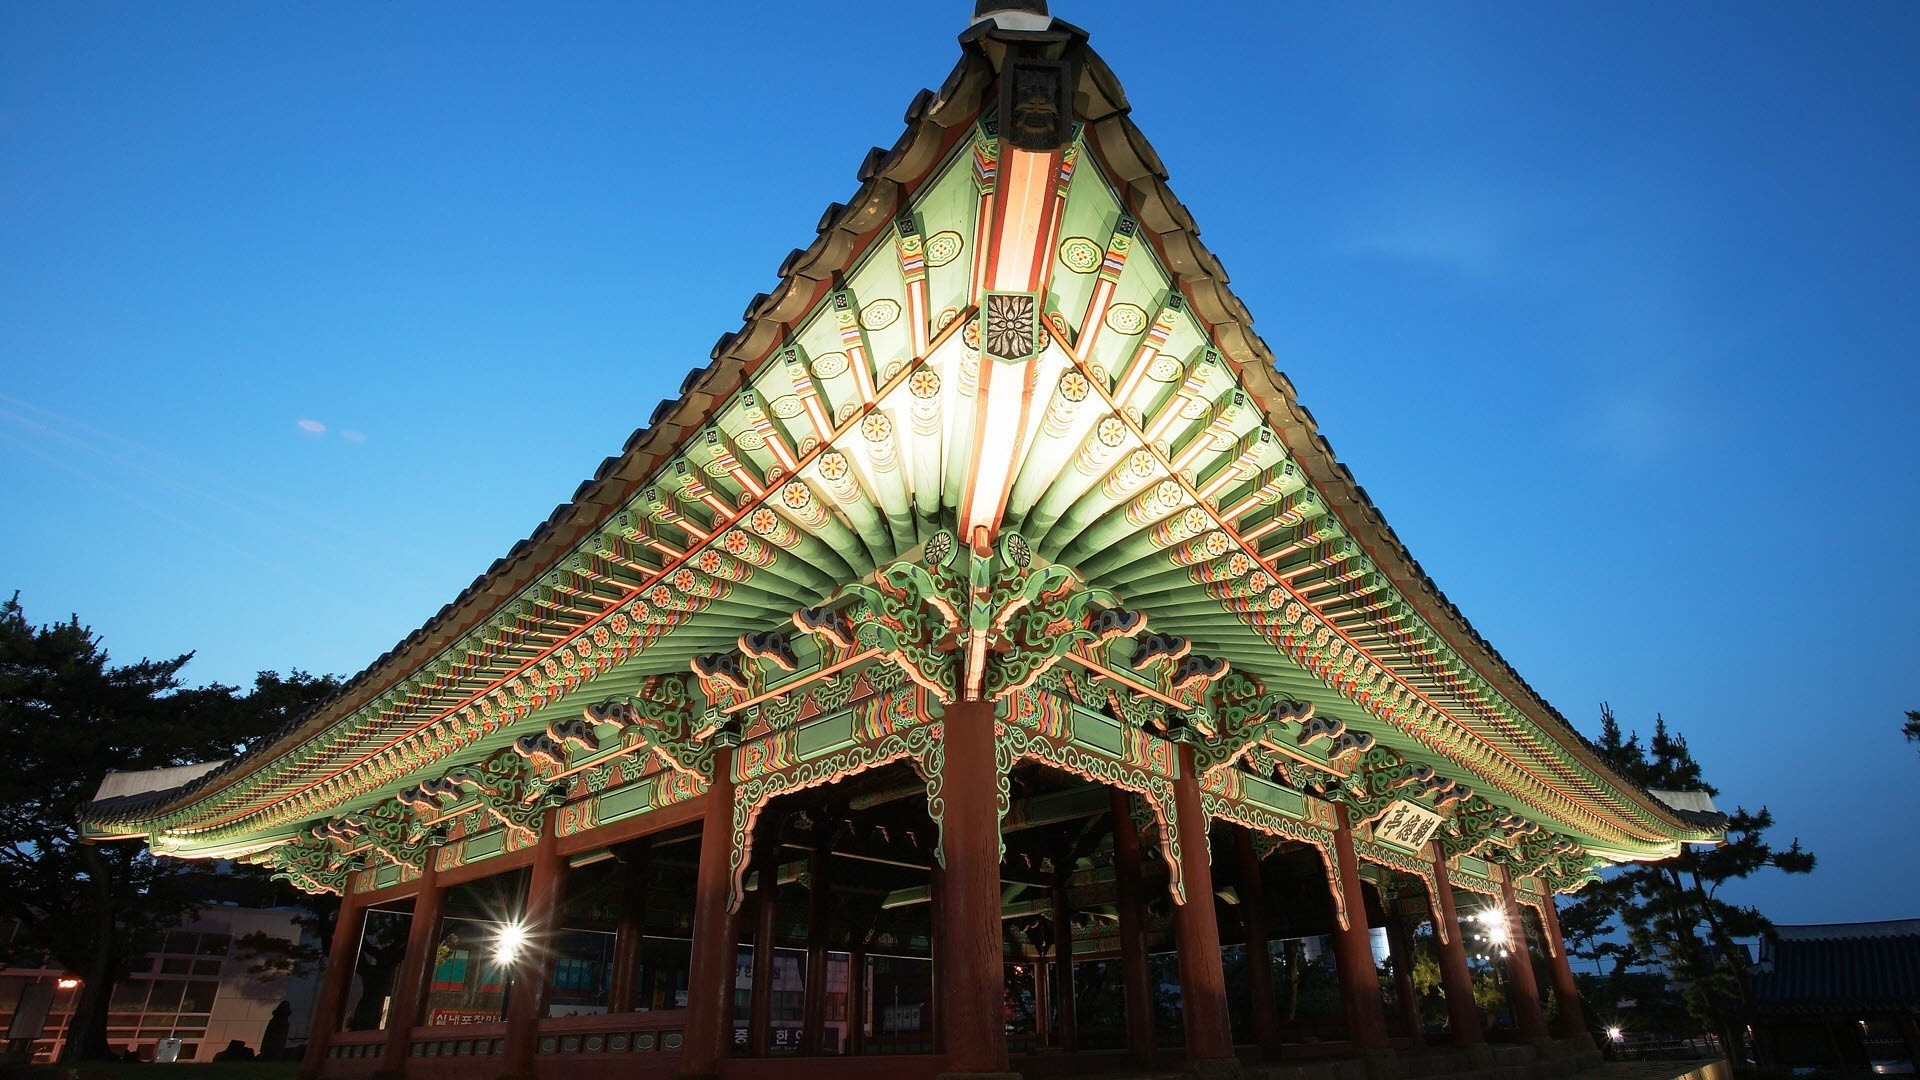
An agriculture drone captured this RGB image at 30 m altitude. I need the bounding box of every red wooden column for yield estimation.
[1109,788,1155,1062]
[1383,912,1425,1047]
[800,844,831,1055]
[1234,828,1283,1060]
[300,873,369,1080]
[927,861,945,1053]
[1169,744,1235,1071]
[1427,848,1487,1059]
[502,809,567,1080]
[1030,951,1049,1047]
[378,854,448,1076]
[1051,880,1077,1052]
[1536,894,1592,1044]
[607,840,651,1014]
[1329,806,1392,1059]
[937,698,1012,1075]
[1497,867,1550,1043]
[846,945,868,1056]
[683,746,740,1079]
[746,843,779,1057]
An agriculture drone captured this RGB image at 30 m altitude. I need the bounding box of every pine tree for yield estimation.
[0,594,338,1060]
[1585,703,1814,1064]
[1904,710,1919,751]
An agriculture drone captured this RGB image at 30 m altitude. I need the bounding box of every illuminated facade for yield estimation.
[81,5,1724,1078]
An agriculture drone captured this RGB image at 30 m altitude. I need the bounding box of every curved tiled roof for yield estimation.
[80,7,1722,858]
[1752,921,1920,1013]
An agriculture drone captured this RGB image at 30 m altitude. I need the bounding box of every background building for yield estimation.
[1,905,321,1063]
[1749,920,1920,1073]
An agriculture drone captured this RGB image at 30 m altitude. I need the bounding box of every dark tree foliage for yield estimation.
[1568,703,1815,1064]
[0,593,338,1060]
[1904,710,1919,752]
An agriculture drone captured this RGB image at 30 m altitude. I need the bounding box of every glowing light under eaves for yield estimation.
[1475,908,1512,950]
[493,920,528,965]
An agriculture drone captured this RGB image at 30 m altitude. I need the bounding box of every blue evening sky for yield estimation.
[3,2,1915,924]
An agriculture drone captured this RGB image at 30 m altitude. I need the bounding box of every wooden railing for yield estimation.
[324,1027,387,1063]
[400,1010,687,1063]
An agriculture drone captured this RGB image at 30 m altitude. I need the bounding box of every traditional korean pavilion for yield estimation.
[82,5,1726,1079]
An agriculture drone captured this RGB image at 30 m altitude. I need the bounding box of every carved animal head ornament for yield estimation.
[312,819,362,846]
[1328,729,1376,758]
[514,717,602,771]
[583,698,639,726]
[395,775,458,815]
[1170,653,1230,695]
[739,630,800,672]
[1407,765,1472,806]
[692,651,750,695]
[1159,707,1210,742]
[1296,713,1348,748]
[1268,699,1315,724]
[1087,606,1148,642]
[1131,633,1191,670]
[1493,813,1542,838]
[792,606,857,650]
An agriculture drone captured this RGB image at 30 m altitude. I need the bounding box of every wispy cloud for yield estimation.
[1325,170,1548,285]
[1337,201,1514,278]
[0,395,393,620]
[296,418,327,434]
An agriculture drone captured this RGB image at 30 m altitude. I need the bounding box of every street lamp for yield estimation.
[1475,909,1511,957]
[494,920,529,965]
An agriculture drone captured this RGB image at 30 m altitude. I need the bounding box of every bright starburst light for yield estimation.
[493,920,528,965]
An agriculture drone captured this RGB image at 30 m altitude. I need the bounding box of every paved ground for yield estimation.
[1585,1062,1728,1080]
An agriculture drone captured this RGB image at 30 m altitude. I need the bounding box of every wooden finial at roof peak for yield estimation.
[971,0,1052,31]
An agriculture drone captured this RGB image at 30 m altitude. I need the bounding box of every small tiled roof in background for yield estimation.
[1750,920,1920,1014]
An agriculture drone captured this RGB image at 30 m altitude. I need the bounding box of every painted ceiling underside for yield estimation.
[81,13,1722,871]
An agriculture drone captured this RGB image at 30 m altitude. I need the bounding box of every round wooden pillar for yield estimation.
[937,699,1012,1075]
[1234,828,1283,1060]
[682,747,740,1079]
[378,855,447,1076]
[746,843,779,1057]
[1051,880,1077,1051]
[300,874,368,1080]
[607,840,651,1015]
[1169,744,1235,1068]
[1109,788,1155,1062]
[801,844,832,1055]
[1427,848,1487,1057]
[1330,805,1391,1054]
[1497,869,1550,1043]
[502,809,566,1079]
[1537,894,1592,1045]
[1383,913,1425,1048]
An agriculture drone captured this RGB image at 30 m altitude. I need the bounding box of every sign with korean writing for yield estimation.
[1374,800,1445,851]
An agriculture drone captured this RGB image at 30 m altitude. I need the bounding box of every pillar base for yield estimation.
[1359,1048,1404,1080]
[1563,1031,1602,1060]
[1186,1058,1246,1080]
